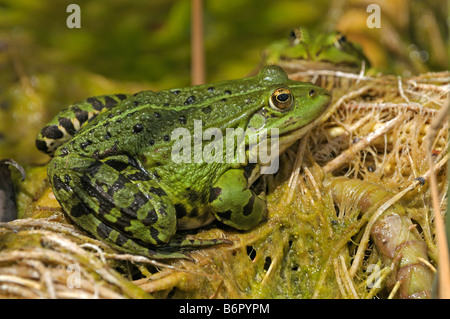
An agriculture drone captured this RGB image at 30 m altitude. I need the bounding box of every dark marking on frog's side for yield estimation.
[96,222,112,240]
[52,175,67,192]
[60,147,69,156]
[178,115,187,124]
[69,201,91,218]
[153,171,161,180]
[208,187,222,203]
[126,156,141,170]
[105,159,128,172]
[150,228,164,245]
[41,125,63,139]
[207,87,215,93]
[116,94,128,101]
[104,96,119,108]
[80,140,92,150]
[115,232,131,246]
[96,189,116,214]
[127,171,151,182]
[149,139,155,146]
[87,97,104,111]
[58,118,76,135]
[242,194,255,216]
[79,177,98,199]
[127,111,138,118]
[188,190,200,202]
[189,207,198,218]
[243,163,256,180]
[202,106,212,114]
[175,204,187,219]
[73,107,89,126]
[149,186,167,197]
[141,209,158,226]
[171,90,181,95]
[224,90,232,95]
[64,174,71,184]
[217,210,232,221]
[129,192,150,213]
[154,112,161,118]
[133,123,144,133]
[110,178,127,195]
[184,96,195,105]
[35,139,49,153]
[163,135,170,142]
[83,160,102,178]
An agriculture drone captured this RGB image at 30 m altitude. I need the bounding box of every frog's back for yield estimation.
[36,66,291,159]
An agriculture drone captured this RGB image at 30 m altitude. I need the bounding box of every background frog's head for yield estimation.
[264,28,369,69]
[245,65,331,155]
[310,30,369,68]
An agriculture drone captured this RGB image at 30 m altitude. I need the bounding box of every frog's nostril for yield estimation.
[308,89,316,97]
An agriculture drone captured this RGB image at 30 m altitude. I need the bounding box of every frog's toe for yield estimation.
[158,236,233,252]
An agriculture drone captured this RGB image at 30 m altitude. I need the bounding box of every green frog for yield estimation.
[264,28,370,73]
[36,66,331,258]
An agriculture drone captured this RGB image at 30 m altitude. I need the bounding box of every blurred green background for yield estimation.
[0,0,448,164]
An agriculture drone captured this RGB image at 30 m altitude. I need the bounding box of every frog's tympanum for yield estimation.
[36,66,331,258]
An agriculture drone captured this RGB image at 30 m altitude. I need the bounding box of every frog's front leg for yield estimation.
[48,153,185,258]
[209,167,267,230]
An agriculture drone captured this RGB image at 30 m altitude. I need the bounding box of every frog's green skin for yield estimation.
[264,28,370,71]
[36,66,331,258]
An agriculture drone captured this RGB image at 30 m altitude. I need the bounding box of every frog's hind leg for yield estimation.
[48,153,185,258]
[100,155,233,253]
[49,154,229,258]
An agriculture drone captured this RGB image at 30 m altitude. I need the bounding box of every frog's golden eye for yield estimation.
[269,88,294,112]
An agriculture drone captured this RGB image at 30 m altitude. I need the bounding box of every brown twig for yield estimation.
[191,0,205,85]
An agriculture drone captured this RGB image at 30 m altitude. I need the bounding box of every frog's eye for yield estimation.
[289,28,302,46]
[269,88,294,112]
[334,33,347,50]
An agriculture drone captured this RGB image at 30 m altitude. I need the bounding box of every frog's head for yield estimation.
[309,30,369,67]
[245,65,331,157]
[265,28,369,69]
